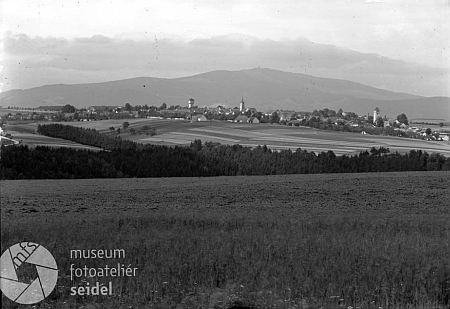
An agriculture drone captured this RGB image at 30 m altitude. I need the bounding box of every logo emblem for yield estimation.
[1,242,58,304]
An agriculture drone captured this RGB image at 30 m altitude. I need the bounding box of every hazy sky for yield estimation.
[1,0,449,96]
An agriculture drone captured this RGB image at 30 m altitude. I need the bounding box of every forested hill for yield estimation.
[2,68,448,119]
[1,124,449,180]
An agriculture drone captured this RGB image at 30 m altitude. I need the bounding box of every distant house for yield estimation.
[334,118,347,125]
[248,117,259,124]
[88,106,118,115]
[279,111,296,121]
[192,107,206,114]
[191,115,207,122]
[88,106,105,113]
[207,107,221,114]
[235,115,249,123]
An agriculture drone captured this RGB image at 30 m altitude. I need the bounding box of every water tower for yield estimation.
[188,98,195,109]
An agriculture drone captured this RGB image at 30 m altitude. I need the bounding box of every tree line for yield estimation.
[1,124,449,179]
[36,123,140,150]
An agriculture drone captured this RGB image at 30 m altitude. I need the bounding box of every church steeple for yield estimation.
[239,97,245,111]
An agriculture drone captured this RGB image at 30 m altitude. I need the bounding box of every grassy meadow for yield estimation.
[1,172,449,309]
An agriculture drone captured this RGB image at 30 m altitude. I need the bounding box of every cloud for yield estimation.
[1,33,449,96]
[2,0,448,74]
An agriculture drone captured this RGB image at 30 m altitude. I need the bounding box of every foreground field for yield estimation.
[1,172,449,309]
[4,119,450,156]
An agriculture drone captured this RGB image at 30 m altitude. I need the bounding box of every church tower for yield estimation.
[239,97,245,112]
[373,107,380,124]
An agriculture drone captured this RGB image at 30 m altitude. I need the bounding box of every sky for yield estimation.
[1,0,449,97]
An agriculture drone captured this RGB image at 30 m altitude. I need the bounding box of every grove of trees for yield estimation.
[397,113,409,125]
[61,104,76,113]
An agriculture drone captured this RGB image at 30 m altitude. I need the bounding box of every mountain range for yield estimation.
[1,68,448,120]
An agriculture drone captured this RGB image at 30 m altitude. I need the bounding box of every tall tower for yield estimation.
[188,98,195,109]
[373,107,380,124]
[239,97,245,112]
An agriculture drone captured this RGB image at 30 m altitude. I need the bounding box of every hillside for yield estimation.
[1,68,448,120]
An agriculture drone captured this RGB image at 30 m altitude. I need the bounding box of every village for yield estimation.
[1,97,449,142]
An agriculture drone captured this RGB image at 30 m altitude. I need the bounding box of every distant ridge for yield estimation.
[1,68,448,120]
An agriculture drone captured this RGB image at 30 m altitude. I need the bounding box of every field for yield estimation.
[1,121,102,150]
[0,108,53,116]
[2,132,103,150]
[4,119,450,156]
[1,172,449,308]
[410,119,450,127]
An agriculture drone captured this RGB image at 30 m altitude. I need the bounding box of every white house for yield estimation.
[235,115,249,123]
[248,117,259,124]
[191,115,207,122]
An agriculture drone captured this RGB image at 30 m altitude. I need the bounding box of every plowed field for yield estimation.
[1,172,449,309]
[2,172,449,219]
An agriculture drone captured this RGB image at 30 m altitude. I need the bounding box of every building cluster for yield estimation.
[2,99,448,141]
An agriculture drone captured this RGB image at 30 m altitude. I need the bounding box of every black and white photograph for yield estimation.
[0,0,449,308]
